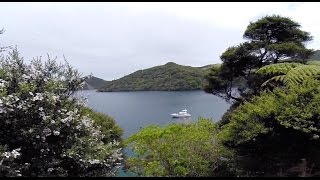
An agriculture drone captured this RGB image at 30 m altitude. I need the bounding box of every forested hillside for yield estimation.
[98,62,215,92]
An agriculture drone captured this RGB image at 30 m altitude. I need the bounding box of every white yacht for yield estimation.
[171,109,191,118]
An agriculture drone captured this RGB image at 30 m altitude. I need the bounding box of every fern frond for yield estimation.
[307,61,320,65]
[258,63,320,88]
[261,75,287,87]
[256,62,302,76]
[285,65,320,85]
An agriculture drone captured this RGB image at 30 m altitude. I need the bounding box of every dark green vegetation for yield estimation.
[217,62,320,177]
[82,75,107,90]
[98,62,215,92]
[0,47,123,176]
[126,15,320,177]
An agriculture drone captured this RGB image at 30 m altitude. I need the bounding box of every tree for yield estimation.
[205,15,314,101]
[0,48,123,177]
[244,15,313,64]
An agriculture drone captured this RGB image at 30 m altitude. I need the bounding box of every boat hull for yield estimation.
[171,114,191,118]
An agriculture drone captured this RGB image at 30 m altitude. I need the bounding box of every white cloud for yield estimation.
[119,2,320,49]
[0,2,318,80]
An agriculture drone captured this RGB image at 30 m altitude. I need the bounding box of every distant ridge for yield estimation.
[81,75,108,90]
[310,50,320,61]
[98,62,217,92]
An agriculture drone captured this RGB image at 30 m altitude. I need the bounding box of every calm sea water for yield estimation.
[75,90,231,176]
[76,90,230,138]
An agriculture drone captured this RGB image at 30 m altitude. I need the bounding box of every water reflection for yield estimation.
[175,117,192,124]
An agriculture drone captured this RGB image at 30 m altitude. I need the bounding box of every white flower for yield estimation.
[52,95,59,102]
[2,152,10,158]
[81,117,92,128]
[11,148,21,158]
[61,116,71,123]
[47,168,54,172]
[42,116,48,121]
[14,97,20,102]
[51,120,55,124]
[89,159,100,164]
[66,111,73,116]
[2,148,21,159]
[32,93,44,101]
[43,128,52,136]
[53,130,60,136]
[39,107,44,111]
[22,74,30,80]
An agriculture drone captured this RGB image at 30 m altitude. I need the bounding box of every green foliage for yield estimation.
[99,62,211,92]
[217,80,320,176]
[256,62,302,75]
[257,62,320,88]
[125,119,234,177]
[219,72,320,144]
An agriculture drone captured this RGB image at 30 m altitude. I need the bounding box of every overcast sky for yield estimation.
[0,2,319,80]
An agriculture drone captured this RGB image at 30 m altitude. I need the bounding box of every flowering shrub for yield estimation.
[0,48,123,176]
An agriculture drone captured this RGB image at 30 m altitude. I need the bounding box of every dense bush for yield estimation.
[125,118,234,177]
[0,48,123,177]
[217,78,320,176]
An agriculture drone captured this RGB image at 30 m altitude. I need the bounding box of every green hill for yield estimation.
[98,62,215,92]
[82,75,108,90]
[285,50,320,62]
[310,50,320,60]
